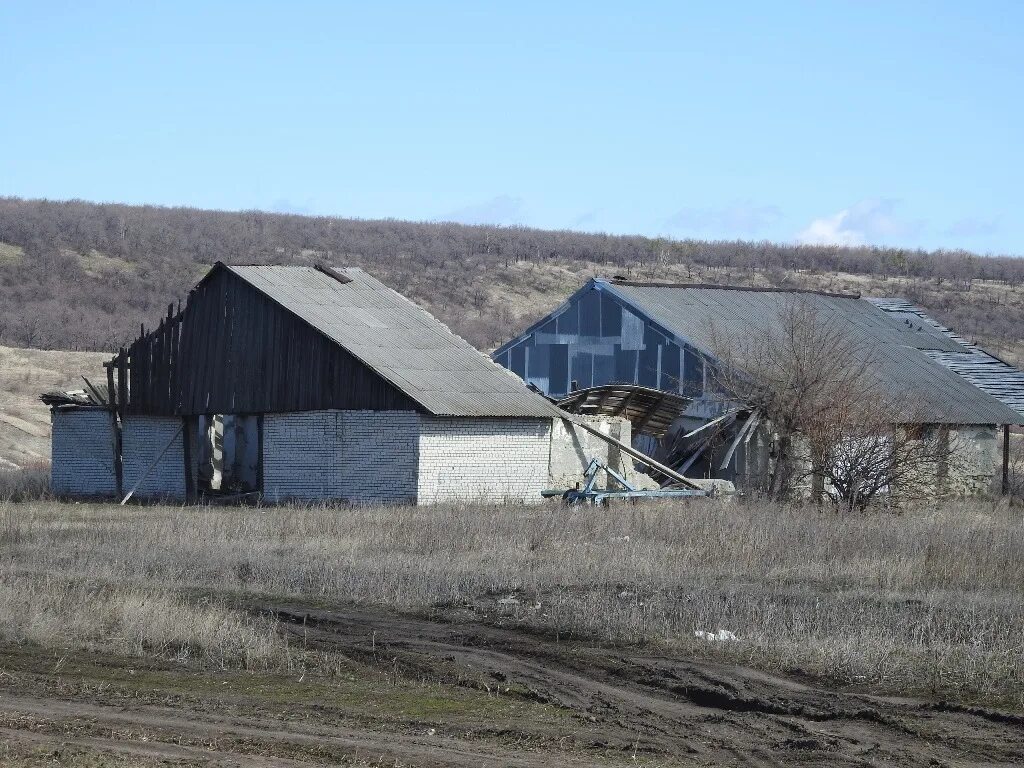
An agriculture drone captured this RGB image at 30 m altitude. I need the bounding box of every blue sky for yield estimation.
[2,2,1021,254]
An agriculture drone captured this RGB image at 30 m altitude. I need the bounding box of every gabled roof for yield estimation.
[601,279,1023,425]
[221,264,556,419]
[498,277,1022,425]
[601,279,1022,425]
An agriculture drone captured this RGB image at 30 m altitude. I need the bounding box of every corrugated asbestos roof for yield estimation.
[601,280,1023,425]
[868,297,1024,419]
[225,265,556,418]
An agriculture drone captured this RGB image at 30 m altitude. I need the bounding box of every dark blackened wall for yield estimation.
[126,266,419,416]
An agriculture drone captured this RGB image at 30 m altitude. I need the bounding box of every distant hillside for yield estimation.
[2,196,1023,363]
[0,345,109,469]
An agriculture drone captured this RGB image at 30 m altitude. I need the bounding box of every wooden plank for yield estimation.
[634,392,666,435]
[193,279,216,414]
[1003,424,1010,495]
[169,314,179,414]
[256,414,264,494]
[183,416,195,502]
[81,375,106,407]
[105,361,117,413]
[117,348,127,417]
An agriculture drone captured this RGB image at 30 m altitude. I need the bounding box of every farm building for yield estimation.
[493,278,1024,499]
[48,263,655,503]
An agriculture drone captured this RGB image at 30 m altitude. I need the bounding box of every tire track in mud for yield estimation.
[0,692,593,768]
[269,603,1024,767]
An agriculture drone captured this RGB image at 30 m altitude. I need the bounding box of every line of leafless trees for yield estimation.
[1,196,1023,353]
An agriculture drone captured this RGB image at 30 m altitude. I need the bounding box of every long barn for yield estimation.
[49,263,645,503]
[493,277,1024,498]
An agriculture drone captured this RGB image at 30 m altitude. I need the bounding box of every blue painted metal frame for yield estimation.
[542,457,708,505]
[493,279,711,401]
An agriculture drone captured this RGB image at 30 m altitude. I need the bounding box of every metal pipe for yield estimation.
[557,414,703,490]
[1003,424,1010,495]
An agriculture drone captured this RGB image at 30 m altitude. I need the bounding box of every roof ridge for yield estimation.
[604,278,861,299]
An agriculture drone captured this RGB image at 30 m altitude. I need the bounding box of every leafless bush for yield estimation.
[1,498,1021,708]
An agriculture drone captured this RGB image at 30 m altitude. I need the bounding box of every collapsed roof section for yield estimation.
[556,384,690,439]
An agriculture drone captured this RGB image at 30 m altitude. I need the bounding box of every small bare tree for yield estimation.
[808,400,958,511]
[706,297,957,508]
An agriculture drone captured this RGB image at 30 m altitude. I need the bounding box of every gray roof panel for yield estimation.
[226,265,555,418]
[868,297,1024,420]
[603,281,1022,425]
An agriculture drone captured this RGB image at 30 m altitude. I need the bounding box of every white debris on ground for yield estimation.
[496,595,542,615]
[695,629,739,642]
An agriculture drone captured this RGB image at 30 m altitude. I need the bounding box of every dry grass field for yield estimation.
[3,343,1024,763]
[0,496,1022,765]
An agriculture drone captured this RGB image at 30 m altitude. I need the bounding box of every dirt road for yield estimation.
[1,602,1021,766]
[273,603,1024,766]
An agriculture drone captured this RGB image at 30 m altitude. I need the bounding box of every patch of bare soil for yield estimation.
[1,602,1022,766]
[268,603,1024,767]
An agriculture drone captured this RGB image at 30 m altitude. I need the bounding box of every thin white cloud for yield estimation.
[664,201,782,236]
[797,199,923,246]
[797,209,864,246]
[443,194,525,226]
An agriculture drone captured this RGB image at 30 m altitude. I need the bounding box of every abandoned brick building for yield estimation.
[494,278,1024,497]
[49,264,647,503]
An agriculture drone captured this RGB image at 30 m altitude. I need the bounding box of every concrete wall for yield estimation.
[122,415,185,501]
[50,408,118,497]
[262,412,646,504]
[417,417,551,504]
[262,410,418,503]
[731,419,1001,500]
[549,415,656,490]
[932,425,999,497]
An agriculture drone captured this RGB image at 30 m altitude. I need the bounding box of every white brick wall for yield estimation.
[417,417,551,504]
[50,408,117,497]
[122,416,185,501]
[549,416,647,489]
[262,410,418,503]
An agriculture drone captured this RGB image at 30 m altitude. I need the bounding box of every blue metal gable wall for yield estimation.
[494,283,705,398]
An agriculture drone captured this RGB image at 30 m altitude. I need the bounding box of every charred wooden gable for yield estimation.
[123,265,419,416]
